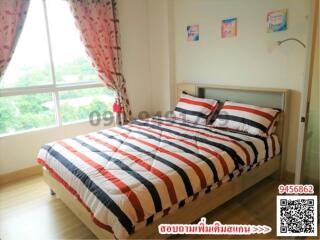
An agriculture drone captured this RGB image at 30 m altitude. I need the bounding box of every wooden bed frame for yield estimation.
[42,83,290,239]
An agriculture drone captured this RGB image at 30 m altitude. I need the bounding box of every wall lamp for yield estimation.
[277,38,306,48]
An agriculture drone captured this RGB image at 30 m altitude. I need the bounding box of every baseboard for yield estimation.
[0,165,42,186]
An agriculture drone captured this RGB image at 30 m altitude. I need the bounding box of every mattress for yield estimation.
[37,116,280,239]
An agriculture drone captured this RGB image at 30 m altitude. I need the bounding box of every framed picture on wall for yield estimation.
[221,18,237,38]
[267,9,288,32]
[187,24,199,41]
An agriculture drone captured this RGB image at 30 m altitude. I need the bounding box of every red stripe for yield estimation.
[267,112,280,135]
[179,97,216,111]
[84,135,178,206]
[37,159,114,234]
[192,192,199,201]
[130,124,230,177]
[222,105,275,121]
[270,135,276,157]
[57,140,145,223]
[273,121,279,127]
[163,208,170,217]
[110,128,208,190]
[152,119,251,165]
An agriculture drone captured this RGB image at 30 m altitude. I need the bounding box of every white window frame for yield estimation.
[0,0,106,136]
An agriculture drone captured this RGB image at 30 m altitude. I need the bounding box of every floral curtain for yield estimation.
[0,0,30,80]
[68,0,132,125]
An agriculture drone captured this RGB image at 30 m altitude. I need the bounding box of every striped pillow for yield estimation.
[212,101,280,136]
[269,114,280,134]
[173,93,218,125]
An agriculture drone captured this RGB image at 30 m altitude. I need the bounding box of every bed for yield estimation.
[38,84,290,239]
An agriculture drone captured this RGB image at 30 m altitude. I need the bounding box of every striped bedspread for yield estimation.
[37,116,280,239]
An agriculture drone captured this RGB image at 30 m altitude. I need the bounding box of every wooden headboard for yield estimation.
[176,83,290,178]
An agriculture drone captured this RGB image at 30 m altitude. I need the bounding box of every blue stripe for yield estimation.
[197,129,259,164]
[153,117,267,162]
[121,126,220,183]
[215,114,267,133]
[42,144,134,234]
[174,107,208,119]
[206,130,266,163]
[72,137,163,213]
[131,120,244,167]
[97,131,195,198]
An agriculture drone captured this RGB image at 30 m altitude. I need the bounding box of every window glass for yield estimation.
[0,93,56,135]
[0,0,113,136]
[0,0,52,88]
[46,0,99,84]
[59,87,113,123]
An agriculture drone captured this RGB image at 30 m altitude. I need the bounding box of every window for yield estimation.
[0,93,56,133]
[0,0,113,136]
[59,88,114,124]
[46,0,99,85]
[0,0,51,88]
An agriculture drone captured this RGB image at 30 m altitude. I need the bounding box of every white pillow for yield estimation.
[173,93,218,125]
[212,101,280,136]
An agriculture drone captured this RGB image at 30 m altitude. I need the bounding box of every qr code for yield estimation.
[277,195,318,236]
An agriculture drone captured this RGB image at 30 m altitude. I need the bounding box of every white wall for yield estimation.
[148,0,171,115]
[148,0,176,115]
[173,0,313,173]
[0,122,108,174]
[118,0,152,117]
[0,0,152,175]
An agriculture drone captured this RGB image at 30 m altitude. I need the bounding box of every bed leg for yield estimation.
[50,189,56,196]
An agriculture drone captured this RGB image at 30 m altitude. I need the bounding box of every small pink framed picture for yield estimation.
[221,18,237,38]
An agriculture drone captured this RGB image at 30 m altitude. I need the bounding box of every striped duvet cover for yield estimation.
[37,116,280,239]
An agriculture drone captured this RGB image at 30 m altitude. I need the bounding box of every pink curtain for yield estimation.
[69,0,132,125]
[0,0,30,79]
